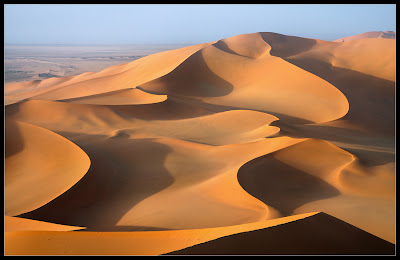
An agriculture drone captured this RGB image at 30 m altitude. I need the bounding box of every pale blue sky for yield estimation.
[4,4,396,44]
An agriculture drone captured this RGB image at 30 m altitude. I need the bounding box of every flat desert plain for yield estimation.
[4,44,190,84]
[4,31,395,255]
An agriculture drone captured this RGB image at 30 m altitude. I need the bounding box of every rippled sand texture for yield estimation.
[4,32,395,255]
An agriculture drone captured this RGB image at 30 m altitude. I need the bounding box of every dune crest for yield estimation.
[4,31,395,254]
[141,32,349,124]
[4,42,210,105]
[212,33,271,58]
[5,212,319,255]
[5,212,394,255]
[333,31,396,42]
[5,120,90,216]
[167,212,394,255]
[5,216,85,232]
[63,88,168,105]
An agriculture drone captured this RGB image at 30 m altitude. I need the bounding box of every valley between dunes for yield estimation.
[4,32,395,255]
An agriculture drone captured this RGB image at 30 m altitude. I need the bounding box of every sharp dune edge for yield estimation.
[4,32,395,255]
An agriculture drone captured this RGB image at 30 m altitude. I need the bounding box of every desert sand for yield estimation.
[4,31,395,255]
[333,31,395,42]
[4,44,191,84]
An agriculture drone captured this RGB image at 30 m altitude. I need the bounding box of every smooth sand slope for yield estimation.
[140,33,349,124]
[63,88,168,105]
[4,212,315,255]
[333,31,395,42]
[5,120,90,216]
[4,31,395,255]
[5,212,394,255]
[167,212,394,255]
[5,216,85,232]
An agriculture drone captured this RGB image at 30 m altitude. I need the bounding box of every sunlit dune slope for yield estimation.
[167,212,394,255]
[4,31,395,255]
[6,99,280,145]
[63,88,167,105]
[5,216,85,232]
[3,212,317,255]
[141,32,349,124]
[5,32,350,124]
[238,138,395,243]
[16,135,304,231]
[5,120,90,216]
[277,36,395,134]
[261,32,395,82]
[4,42,210,105]
[5,212,394,255]
[333,31,395,42]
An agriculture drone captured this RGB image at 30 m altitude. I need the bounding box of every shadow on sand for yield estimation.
[237,153,340,216]
[18,135,175,231]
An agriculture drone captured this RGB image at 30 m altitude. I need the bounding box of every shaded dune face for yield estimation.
[4,42,211,105]
[5,120,90,216]
[212,33,272,59]
[237,138,355,215]
[18,138,175,231]
[141,32,349,124]
[238,152,340,216]
[139,49,234,97]
[166,212,395,255]
[289,63,394,134]
[4,31,395,254]
[260,32,320,58]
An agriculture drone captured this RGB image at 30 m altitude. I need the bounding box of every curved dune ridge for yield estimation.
[5,216,85,232]
[63,88,168,105]
[5,120,91,216]
[140,32,350,124]
[333,31,396,42]
[4,31,395,255]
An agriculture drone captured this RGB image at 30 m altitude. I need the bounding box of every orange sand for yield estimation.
[333,31,395,42]
[4,31,395,255]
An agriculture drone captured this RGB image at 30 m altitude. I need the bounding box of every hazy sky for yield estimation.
[4,4,396,44]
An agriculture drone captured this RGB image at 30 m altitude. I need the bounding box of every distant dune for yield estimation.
[333,31,395,42]
[4,31,395,255]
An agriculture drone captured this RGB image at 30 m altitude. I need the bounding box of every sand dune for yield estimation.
[14,136,304,231]
[167,212,394,255]
[141,33,349,124]
[238,138,395,243]
[279,37,395,134]
[4,31,395,255]
[5,216,85,232]
[5,120,90,216]
[333,31,396,42]
[4,42,209,105]
[5,212,319,255]
[63,88,168,105]
[5,212,394,255]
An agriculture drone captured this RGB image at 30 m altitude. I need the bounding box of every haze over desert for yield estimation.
[4,4,396,255]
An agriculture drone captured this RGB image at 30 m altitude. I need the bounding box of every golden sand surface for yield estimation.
[4,32,395,255]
